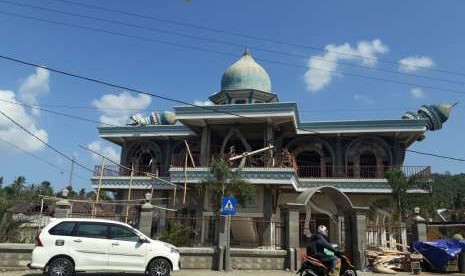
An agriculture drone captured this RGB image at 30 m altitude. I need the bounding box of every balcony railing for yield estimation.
[93,165,156,177]
[170,152,296,169]
[94,160,430,180]
[296,165,431,179]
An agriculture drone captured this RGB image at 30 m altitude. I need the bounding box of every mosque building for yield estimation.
[91,49,452,256]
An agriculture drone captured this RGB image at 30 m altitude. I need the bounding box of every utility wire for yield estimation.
[2,0,464,86]
[0,54,463,162]
[1,10,465,96]
[406,149,465,162]
[0,98,119,127]
[48,0,465,77]
[0,136,89,180]
[0,109,93,172]
[0,53,310,132]
[2,97,460,114]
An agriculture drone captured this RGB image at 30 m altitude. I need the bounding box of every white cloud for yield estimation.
[304,39,389,92]
[88,140,120,163]
[398,56,434,73]
[410,87,425,99]
[0,90,48,152]
[353,94,375,105]
[18,67,50,116]
[193,100,213,106]
[92,91,152,126]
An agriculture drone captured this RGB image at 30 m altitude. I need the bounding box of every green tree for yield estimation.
[385,169,423,221]
[199,157,255,214]
[78,188,86,199]
[37,181,54,197]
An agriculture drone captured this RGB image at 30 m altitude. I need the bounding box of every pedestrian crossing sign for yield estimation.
[221,196,237,215]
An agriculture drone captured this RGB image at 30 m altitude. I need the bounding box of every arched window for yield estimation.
[171,140,200,167]
[345,138,392,178]
[296,151,322,177]
[126,142,161,176]
[288,141,334,178]
[359,152,377,178]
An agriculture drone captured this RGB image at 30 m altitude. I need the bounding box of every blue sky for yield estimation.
[0,0,464,191]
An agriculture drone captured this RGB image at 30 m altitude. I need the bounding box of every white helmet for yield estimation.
[317,225,328,236]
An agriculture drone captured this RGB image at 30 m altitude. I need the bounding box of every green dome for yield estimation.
[221,49,271,93]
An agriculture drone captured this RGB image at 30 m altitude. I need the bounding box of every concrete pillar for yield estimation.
[200,126,211,166]
[157,193,168,235]
[262,185,274,248]
[54,199,71,218]
[139,202,154,237]
[336,137,344,177]
[412,209,427,242]
[351,207,369,270]
[281,205,301,271]
[216,215,231,271]
[264,123,274,166]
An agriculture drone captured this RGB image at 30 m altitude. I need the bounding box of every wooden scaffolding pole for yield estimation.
[92,157,105,218]
[183,140,196,205]
[125,164,134,223]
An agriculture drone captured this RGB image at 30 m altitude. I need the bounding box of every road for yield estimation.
[2,269,464,276]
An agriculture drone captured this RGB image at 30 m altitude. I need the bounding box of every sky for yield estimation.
[0,0,464,191]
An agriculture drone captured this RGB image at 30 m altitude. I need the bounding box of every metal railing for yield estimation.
[159,215,217,247]
[366,224,408,252]
[426,222,465,240]
[230,217,285,249]
[170,152,297,169]
[157,215,285,249]
[296,165,431,179]
[93,165,157,177]
[95,160,430,180]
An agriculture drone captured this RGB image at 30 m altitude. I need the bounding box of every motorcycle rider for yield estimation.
[304,225,340,273]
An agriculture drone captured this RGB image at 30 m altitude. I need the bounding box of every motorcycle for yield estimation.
[297,250,357,276]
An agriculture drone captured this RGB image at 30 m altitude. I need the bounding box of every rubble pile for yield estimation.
[367,248,422,274]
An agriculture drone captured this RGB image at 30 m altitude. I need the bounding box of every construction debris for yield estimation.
[368,248,421,274]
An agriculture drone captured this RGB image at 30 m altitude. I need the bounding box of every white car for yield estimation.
[28,218,180,276]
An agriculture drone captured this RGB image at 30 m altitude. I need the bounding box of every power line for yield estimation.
[0,137,89,181]
[2,10,465,96]
[0,96,443,114]
[406,149,465,162]
[0,54,463,162]
[2,0,465,86]
[48,0,465,77]
[0,98,119,126]
[0,109,93,172]
[0,53,307,131]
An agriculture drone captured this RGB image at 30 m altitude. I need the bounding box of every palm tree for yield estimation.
[199,157,255,214]
[385,169,421,221]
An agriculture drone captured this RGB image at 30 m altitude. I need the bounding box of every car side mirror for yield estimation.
[138,236,149,243]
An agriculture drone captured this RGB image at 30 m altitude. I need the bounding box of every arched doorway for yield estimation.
[295,187,354,251]
[281,186,367,270]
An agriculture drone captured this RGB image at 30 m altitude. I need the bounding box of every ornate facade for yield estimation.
[91,50,452,252]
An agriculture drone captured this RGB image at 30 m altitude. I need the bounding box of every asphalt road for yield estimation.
[1,270,295,276]
[2,269,464,276]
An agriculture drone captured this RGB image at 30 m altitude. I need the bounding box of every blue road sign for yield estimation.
[221,196,237,215]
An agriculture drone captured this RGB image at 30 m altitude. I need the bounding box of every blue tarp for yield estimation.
[413,239,465,271]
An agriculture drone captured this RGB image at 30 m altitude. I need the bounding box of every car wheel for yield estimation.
[148,258,171,276]
[47,257,74,276]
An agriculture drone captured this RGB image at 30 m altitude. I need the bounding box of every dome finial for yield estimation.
[220,48,271,93]
[243,46,251,56]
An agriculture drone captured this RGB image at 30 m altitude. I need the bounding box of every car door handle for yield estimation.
[112,242,120,246]
[73,239,82,243]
